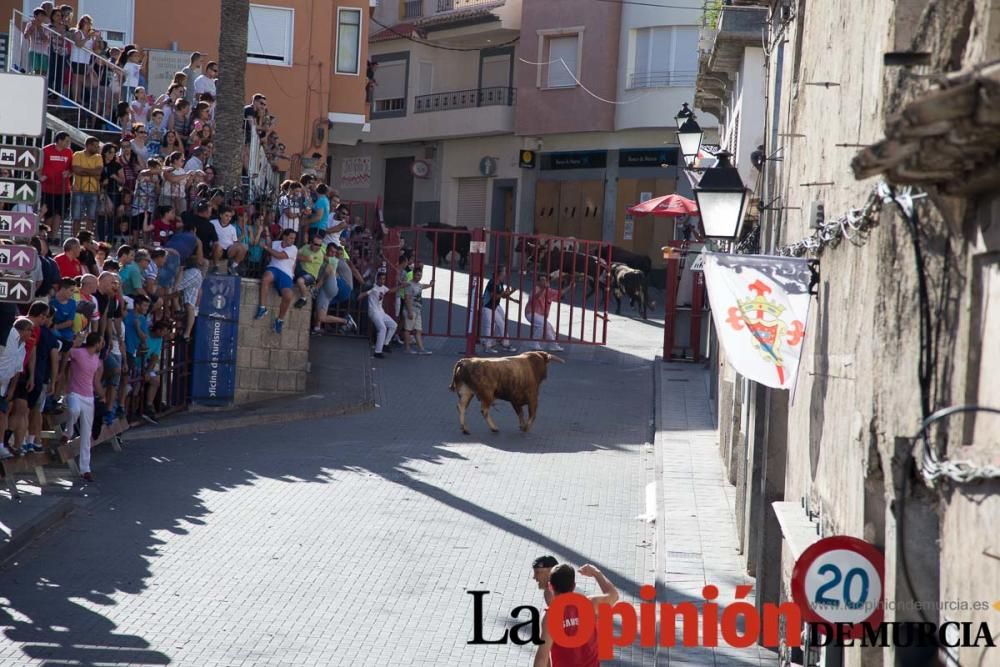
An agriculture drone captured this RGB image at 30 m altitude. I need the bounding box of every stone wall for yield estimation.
[235,278,311,405]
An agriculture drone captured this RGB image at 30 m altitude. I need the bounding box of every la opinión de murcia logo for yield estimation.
[467,588,997,657]
[469,537,997,658]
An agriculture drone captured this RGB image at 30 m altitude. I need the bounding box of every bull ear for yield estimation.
[545,353,566,364]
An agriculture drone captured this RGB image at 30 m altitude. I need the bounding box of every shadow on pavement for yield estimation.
[0,306,724,666]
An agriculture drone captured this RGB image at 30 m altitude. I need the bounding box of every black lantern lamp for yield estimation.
[674,102,693,129]
[676,116,703,165]
[693,150,749,240]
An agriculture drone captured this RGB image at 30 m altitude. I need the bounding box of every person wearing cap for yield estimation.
[358,269,396,358]
[532,555,559,605]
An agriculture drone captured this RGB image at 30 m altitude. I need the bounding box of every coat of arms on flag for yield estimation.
[702,253,813,389]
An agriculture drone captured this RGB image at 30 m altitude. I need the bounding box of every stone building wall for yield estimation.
[234,278,312,405]
[704,0,1000,665]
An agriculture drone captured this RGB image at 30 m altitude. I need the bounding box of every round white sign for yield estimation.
[802,548,883,624]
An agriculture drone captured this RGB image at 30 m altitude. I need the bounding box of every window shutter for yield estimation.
[456,178,488,228]
[547,36,578,88]
[375,60,407,100]
[248,5,293,65]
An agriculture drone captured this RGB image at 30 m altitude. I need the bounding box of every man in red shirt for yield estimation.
[41,132,74,223]
[54,238,83,278]
[534,564,619,667]
[526,273,572,353]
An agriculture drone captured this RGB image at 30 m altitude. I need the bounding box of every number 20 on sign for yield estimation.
[791,535,885,638]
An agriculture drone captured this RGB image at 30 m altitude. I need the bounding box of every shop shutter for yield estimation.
[456,178,488,228]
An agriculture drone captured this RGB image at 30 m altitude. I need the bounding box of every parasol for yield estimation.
[627,194,699,218]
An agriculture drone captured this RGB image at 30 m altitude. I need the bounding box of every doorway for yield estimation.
[490,179,517,265]
[383,157,415,226]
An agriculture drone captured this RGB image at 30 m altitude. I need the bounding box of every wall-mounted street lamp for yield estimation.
[693,150,749,240]
[674,102,694,129]
[677,116,704,166]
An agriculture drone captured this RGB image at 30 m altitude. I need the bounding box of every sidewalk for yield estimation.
[655,361,780,666]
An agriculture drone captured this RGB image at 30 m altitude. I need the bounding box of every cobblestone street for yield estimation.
[0,308,774,666]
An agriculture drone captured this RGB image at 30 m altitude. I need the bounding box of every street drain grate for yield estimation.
[667,551,703,559]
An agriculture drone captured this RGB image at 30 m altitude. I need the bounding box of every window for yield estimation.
[371,55,409,117]
[336,8,362,75]
[630,26,699,89]
[545,35,579,88]
[248,4,294,66]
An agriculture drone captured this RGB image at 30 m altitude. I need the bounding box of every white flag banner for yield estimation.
[702,252,812,389]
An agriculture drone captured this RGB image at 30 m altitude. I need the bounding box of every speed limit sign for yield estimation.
[791,536,885,637]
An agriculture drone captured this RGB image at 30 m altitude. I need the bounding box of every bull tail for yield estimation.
[449,361,466,392]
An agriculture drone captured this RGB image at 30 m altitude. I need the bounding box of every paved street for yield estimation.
[0,298,774,666]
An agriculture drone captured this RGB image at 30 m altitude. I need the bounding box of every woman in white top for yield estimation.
[69,15,95,103]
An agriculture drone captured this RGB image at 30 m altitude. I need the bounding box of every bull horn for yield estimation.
[546,354,566,364]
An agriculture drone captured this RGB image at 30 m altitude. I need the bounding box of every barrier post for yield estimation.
[690,270,705,361]
[662,247,681,362]
[383,228,402,320]
[465,228,486,356]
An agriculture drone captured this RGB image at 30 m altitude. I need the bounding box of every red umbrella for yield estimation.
[627,194,699,217]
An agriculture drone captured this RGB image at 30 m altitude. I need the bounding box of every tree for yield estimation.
[214,0,250,193]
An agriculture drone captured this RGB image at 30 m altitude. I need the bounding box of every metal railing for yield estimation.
[244,118,279,204]
[8,9,124,133]
[414,86,515,113]
[403,0,424,19]
[627,70,698,89]
[435,0,500,12]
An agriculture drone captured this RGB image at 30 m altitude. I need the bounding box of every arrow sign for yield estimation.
[0,146,41,171]
[0,277,34,304]
[0,212,38,237]
[0,179,39,205]
[0,245,37,271]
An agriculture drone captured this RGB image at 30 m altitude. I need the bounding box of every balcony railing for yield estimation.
[627,70,698,89]
[435,0,500,12]
[403,0,423,19]
[414,86,515,113]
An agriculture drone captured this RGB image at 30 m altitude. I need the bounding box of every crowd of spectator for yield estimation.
[0,4,440,481]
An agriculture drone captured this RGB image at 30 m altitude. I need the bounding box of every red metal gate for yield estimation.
[382,227,613,355]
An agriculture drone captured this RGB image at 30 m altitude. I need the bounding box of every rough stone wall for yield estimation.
[762,0,999,664]
[235,278,311,404]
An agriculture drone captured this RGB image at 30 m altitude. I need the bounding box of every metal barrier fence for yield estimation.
[379,227,613,355]
[122,319,192,424]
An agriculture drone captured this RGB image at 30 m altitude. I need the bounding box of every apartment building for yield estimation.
[331,0,718,265]
[516,0,717,265]
[3,0,371,177]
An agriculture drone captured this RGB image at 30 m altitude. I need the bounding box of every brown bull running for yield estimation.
[449,351,564,434]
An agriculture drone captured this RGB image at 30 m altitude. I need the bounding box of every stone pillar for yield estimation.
[234,278,312,404]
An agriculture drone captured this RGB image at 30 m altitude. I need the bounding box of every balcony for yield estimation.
[414,86,515,113]
[435,0,502,12]
[370,86,516,143]
[695,4,768,121]
[628,70,698,90]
